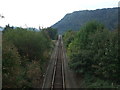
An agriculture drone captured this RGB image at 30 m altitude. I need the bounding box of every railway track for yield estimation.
[42,35,78,89]
[51,35,65,89]
[42,35,65,89]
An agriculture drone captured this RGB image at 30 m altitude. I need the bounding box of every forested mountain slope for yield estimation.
[51,7,118,34]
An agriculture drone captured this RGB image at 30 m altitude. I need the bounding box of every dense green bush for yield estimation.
[3,28,52,65]
[63,30,76,48]
[2,26,56,88]
[25,61,42,88]
[42,27,58,40]
[2,39,22,88]
[64,21,119,87]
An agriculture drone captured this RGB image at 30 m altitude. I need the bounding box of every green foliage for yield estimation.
[3,28,52,62]
[42,27,58,40]
[2,27,54,88]
[64,21,119,87]
[25,61,42,88]
[88,29,119,82]
[2,39,22,88]
[63,30,76,48]
[83,74,117,88]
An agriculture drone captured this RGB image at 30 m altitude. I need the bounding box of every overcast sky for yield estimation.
[0,0,119,28]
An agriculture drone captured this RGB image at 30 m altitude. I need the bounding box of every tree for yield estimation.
[64,21,119,85]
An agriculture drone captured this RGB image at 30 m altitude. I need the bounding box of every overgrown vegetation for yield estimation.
[2,25,57,88]
[63,21,119,88]
[63,30,76,48]
[42,27,58,40]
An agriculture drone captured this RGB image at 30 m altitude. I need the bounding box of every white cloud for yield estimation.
[0,0,119,28]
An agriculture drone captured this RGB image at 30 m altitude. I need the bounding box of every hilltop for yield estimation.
[51,7,118,34]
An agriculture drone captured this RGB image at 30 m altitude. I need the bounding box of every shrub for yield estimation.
[2,39,22,88]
